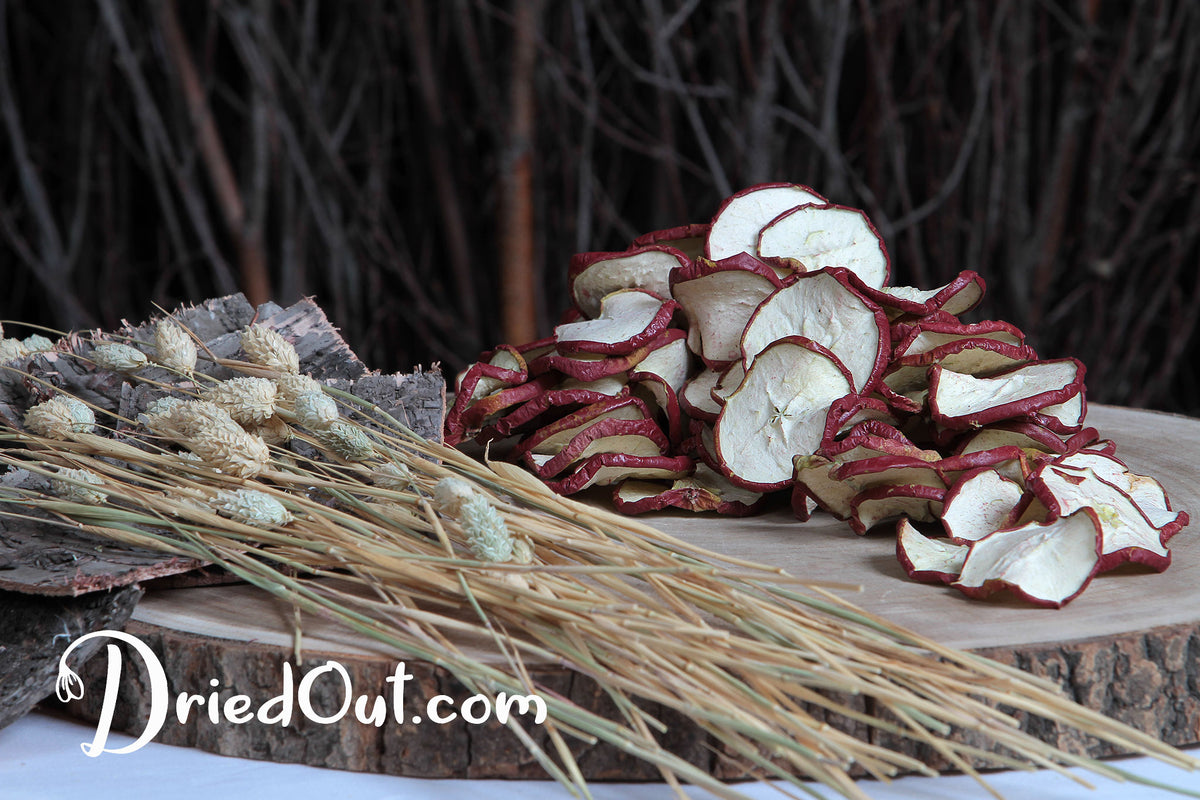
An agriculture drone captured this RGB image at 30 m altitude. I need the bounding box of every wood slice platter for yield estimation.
[51,404,1200,780]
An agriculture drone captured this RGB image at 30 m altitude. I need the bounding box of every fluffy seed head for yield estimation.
[50,468,108,505]
[204,377,278,425]
[293,391,339,430]
[373,462,413,491]
[244,415,292,445]
[313,421,375,461]
[460,493,513,562]
[214,489,293,528]
[433,477,475,514]
[274,373,322,405]
[92,343,148,373]
[141,399,270,477]
[241,324,300,374]
[0,338,29,363]
[22,334,55,353]
[154,321,197,374]
[25,396,96,439]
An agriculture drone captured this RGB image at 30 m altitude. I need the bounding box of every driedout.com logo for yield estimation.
[57,630,548,756]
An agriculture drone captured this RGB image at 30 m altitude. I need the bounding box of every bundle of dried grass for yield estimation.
[1,320,1196,799]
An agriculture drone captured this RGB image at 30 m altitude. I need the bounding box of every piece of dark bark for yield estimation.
[0,585,142,730]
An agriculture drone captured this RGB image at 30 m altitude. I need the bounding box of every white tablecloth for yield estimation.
[3,710,1199,799]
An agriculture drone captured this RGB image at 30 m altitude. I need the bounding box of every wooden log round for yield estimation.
[49,405,1200,779]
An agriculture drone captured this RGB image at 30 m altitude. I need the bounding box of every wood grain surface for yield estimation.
[51,404,1200,778]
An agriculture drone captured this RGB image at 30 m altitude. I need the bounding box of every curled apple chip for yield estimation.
[822,395,899,440]
[1032,462,1175,570]
[555,288,678,356]
[524,417,670,478]
[849,483,946,535]
[710,361,746,407]
[756,203,890,288]
[896,518,968,584]
[940,467,1025,543]
[928,358,1086,430]
[705,182,827,262]
[679,368,725,423]
[670,254,784,367]
[740,268,889,393]
[892,316,1026,357]
[1021,390,1086,434]
[716,336,854,491]
[513,395,650,459]
[953,510,1102,608]
[630,223,710,260]
[882,338,1039,396]
[955,421,1076,457]
[1051,451,1186,537]
[849,270,986,321]
[569,245,689,318]
[612,464,765,516]
[543,453,694,495]
[481,377,628,441]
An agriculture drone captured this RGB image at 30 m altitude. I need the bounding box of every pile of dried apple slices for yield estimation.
[446,182,1189,607]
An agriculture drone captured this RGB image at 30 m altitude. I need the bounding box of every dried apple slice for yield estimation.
[543,453,693,495]
[756,203,890,288]
[715,336,854,491]
[822,395,899,441]
[892,316,1025,358]
[485,378,629,440]
[1045,453,1188,544]
[882,338,1039,396]
[554,289,678,356]
[1020,389,1086,434]
[952,510,1102,608]
[928,358,1086,430]
[793,454,855,520]
[513,395,650,459]
[936,445,1029,485]
[612,464,765,516]
[630,223,710,260]
[705,182,827,262]
[849,483,946,535]
[711,361,746,407]
[740,268,889,393]
[955,421,1075,457]
[525,417,670,478]
[834,455,945,495]
[569,246,689,318]
[1031,464,1171,571]
[848,270,986,320]
[896,518,968,584]
[670,254,784,368]
[679,368,725,423]
[941,467,1025,543]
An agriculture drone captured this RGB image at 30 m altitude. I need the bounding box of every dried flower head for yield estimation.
[313,420,376,461]
[154,321,197,375]
[24,396,96,439]
[241,324,300,374]
[459,493,514,562]
[50,468,108,505]
[214,489,293,528]
[204,377,278,425]
[244,415,292,446]
[293,391,339,430]
[0,338,29,364]
[141,399,270,477]
[274,372,322,405]
[432,476,475,515]
[92,343,148,373]
[22,334,55,353]
[372,462,414,491]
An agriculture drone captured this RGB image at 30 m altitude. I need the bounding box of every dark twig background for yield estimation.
[1,0,1197,412]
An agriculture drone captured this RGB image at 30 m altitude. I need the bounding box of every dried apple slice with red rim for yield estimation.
[882,338,1040,396]
[952,509,1103,608]
[822,395,899,441]
[480,378,629,441]
[670,253,784,368]
[1051,451,1186,537]
[940,467,1025,543]
[849,483,946,535]
[679,368,725,423]
[896,518,969,584]
[1020,389,1086,434]
[630,223,710,260]
[568,246,689,319]
[512,395,650,460]
[1031,462,1174,570]
[715,336,855,491]
[740,267,889,394]
[955,421,1078,458]
[555,288,678,356]
[543,453,694,495]
[612,464,765,516]
[524,416,670,478]
[892,316,1025,357]
[848,270,986,320]
[756,203,890,288]
[705,182,827,262]
[928,358,1086,430]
